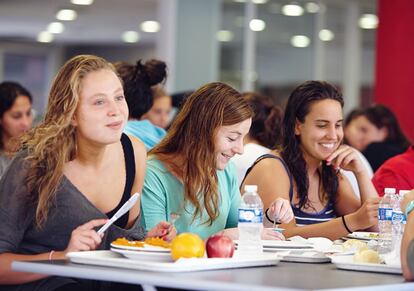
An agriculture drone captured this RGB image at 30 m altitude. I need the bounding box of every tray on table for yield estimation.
[67,250,280,272]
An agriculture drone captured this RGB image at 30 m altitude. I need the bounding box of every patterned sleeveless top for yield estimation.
[243,154,336,226]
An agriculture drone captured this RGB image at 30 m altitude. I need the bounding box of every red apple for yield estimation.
[206,234,235,258]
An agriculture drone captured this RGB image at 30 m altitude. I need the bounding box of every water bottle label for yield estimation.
[379,208,393,220]
[391,211,404,225]
[238,208,263,223]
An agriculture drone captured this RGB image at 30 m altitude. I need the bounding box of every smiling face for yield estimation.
[295,99,343,162]
[142,95,172,129]
[73,69,129,145]
[0,95,33,142]
[345,115,387,151]
[214,118,252,170]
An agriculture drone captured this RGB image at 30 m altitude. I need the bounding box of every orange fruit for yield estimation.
[171,233,205,261]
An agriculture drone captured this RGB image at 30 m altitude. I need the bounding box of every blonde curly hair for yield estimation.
[20,55,117,227]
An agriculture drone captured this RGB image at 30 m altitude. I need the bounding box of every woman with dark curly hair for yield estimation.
[233,92,283,186]
[114,59,167,150]
[242,81,380,240]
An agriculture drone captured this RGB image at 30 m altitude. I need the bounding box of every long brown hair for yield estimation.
[150,82,253,225]
[20,55,117,227]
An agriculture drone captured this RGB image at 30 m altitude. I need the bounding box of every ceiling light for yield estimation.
[37,31,54,43]
[249,19,266,31]
[217,30,234,42]
[305,2,320,13]
[233,0,246,2]
[319,29,334,41]
[56,9,77,21]
[359,14,378,29]
[252,0,268,4]
[47,22,64,34]
[140,21,160,33]
[70,0,94,5]
[282,4,304,16]
[291,35,310,47]
[122,31,140,43]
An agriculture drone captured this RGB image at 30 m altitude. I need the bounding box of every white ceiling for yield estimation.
[0,0,158,44]
[0,0,376,46]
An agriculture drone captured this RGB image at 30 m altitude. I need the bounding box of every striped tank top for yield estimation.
[243,154,336,226]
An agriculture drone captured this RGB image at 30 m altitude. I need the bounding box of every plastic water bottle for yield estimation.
[378,187,396,254]
[238,185,263,254]
[391,190,409,256]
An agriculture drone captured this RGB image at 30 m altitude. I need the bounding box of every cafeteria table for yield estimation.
[12,258,414,291]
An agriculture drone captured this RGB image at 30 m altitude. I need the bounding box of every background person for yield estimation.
[232,92,283,186]
[0,81,33,176]
[115,59,167,150]
[0,55,174,289]
[141,84,172,129]
[242,81,380,240]
[345,105,410,172]
[141,82,293,240]
[372,145,414,194]
[342,109,374,197]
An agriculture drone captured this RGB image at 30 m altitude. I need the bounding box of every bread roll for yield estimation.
[353,249,381,264]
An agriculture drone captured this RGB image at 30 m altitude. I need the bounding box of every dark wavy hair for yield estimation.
[114,59,167,119]
[242,92,282,149]
[363,104,410,149]
[281,81,344,209]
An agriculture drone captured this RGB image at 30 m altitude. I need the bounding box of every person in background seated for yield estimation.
[232,92,283,186]
[242,81,380,240]
[372,145,414,195]
[0,81,33,177]
[142,84,172,129]
[400,190,414,281]
[345,105,410,172]
[141,82,293,240]
[0,55,174,290]
[115,60,167,150]
[342,109,374,197]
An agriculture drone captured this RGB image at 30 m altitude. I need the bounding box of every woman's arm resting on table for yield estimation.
[0,218,106,285]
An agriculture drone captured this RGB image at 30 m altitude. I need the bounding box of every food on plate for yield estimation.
[353,249,381,264]
[342,239,367,252]
[206,234,235,258]
[367,233,379,239]
[171,233,205,261]
[145,237,171,249]
[112,237,171,249]
[111,237,144,247]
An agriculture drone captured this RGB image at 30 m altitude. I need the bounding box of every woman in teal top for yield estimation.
[141,82,293,240]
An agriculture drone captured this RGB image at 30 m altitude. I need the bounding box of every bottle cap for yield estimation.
[244,185,258,192]
[384,187,396,194]
[399,190,410,197]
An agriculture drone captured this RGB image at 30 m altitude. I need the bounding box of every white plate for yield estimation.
[110,242,170,253]
[331,255,402,274]
[111,248,173,262]
[278,250,331,263]
[67,250,280,272]
[235,240,313,250]
[346,232,379,241]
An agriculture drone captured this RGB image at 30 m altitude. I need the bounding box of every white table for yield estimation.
[12,259,414,291]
